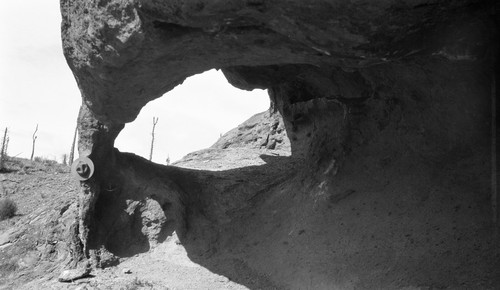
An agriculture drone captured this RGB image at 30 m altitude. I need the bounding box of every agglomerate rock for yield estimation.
[57,0,498,289]
[61,0,495,124]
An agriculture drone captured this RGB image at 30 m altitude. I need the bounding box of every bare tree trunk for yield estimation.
[149,117,159,161]
[4,135,8,157]
[0,127,8,170]
[30,124,38,161]
[69,124,78,166]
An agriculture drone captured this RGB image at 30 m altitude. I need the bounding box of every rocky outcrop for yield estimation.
[211,110,290,152]
[59,0,498,288]
[61,0,495,124]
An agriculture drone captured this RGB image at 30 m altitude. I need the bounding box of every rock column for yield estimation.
[72,104,123,266]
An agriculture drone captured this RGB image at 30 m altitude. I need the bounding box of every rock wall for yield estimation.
[61,0,495,124]
[59,0,498,288]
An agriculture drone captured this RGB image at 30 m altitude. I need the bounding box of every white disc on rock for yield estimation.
[71,156,95,181]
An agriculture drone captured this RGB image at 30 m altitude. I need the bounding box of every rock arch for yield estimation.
[61,0,497,287]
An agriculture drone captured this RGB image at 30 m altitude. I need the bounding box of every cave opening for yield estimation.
[114,69,272,164]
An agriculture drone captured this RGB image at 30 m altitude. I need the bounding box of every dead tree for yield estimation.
[0,127,8,170]
[30,124,38,161]
[149,117,159,161]
[69,124,78,165]
[4,135,8,157]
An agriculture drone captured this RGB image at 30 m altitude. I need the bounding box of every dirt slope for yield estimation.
[0,160,78,289]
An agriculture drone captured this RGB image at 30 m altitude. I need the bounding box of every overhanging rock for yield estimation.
[60,0,498,288]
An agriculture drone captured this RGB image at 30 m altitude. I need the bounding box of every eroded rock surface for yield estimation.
[58,0,498,289]
[62,0,494,124]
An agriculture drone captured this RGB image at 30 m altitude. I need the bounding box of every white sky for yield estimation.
[0,0,269,164]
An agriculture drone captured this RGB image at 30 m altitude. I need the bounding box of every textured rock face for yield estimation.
[211,110,290,152]
[61,0,494,124]
[60,0,498,288]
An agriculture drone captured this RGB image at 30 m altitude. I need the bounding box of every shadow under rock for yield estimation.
[103,151,300,288]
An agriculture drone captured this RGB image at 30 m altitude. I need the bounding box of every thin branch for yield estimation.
[0,127,8,170]
[149,117,159,161]
[30,124,38,161]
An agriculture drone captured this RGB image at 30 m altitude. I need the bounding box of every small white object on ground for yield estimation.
[58,266,91,282]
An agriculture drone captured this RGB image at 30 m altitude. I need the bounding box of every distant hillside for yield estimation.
[211,110,290,153]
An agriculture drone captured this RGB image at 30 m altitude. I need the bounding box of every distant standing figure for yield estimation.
[166,156,170,165]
